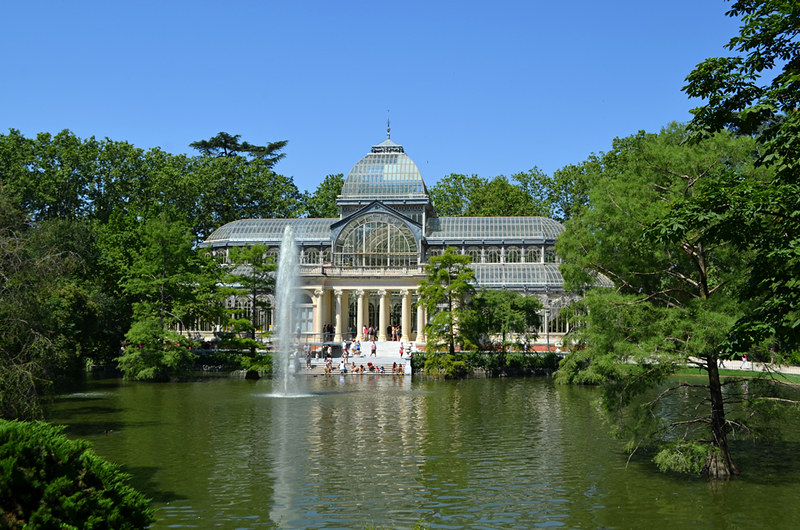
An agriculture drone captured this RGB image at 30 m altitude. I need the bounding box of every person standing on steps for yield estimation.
[371,340,377,357]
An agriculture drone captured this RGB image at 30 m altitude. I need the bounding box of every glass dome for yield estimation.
[339,138,428,200]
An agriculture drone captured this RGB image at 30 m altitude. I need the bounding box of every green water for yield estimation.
[47,375,800,528]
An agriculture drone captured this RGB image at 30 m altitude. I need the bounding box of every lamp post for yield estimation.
[545,308,550,353]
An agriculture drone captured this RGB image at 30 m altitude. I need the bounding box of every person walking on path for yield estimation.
[370,340,377,357]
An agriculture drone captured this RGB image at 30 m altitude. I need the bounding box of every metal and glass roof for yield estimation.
[426,216,564,243]
[339,138,429,200]
[472,263,564,289]
[472,263,612,290]
[200,218,333,247]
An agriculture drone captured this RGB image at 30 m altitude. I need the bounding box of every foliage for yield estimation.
[189,131,288,166]
[0,191,116,419]
[413,349,558,377]
[417,248,476,356]
[428,173,486,216]
[0,127,308,395]
[429,167,591,220]
[220,244,276,356]
[0,419,153,528]
[186,155,304,240]
[116,317,197,381]
[116,216,217,380]
[682,0,800,353]
[555,125,767,477]
[123,215,220,330]
[510,165,590,221]
[463,175,537,216]
[653,442,717,475]
[421,353,470,378]
[304,173,344,218]
[462,289,542,358]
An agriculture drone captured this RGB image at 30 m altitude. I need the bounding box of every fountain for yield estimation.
[273,225,301,395]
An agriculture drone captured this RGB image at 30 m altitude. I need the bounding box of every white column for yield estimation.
[334,289,343,342]
[416,302,427,344]
[341,290,350,339]
[401,289,411,343]
[313,288,325,341]
[378,289,389,341]
[355,290,365,341]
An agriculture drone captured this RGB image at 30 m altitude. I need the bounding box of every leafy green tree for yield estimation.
[304,173,344,218]
[556,125,766,477]
[0,419,154,528]
[116,215,218,380]
[463,289,541,355]
[547,159,597,222]
[417,248,476,358]
[187,156,304,240]
[221,244,276,356]
[429,174,487,216]
[464,176,536,216]
[190,131,288,166]
[682,0,800,353]
[116,318,196,382]
[0,189,119,419]
[507,167,559,218]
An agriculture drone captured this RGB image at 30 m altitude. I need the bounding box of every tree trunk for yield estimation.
[703,356,739,478]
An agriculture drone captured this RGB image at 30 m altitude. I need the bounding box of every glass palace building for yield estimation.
[199,133,596,348]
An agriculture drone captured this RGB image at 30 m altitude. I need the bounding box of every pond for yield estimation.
[47,375,800,528]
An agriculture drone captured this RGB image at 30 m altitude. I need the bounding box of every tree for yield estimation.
[556,125,766,477]
[463,289,541,354]
[508,167,560,219]
[221,245,276,356]
[0,188,119,419]
[116,216,218,380]
[304,173,344,218]
[187,156,304,240]
[429,174,487,216]
[417,248,476,357]
[463,176,537,216]
[546,159,597,222]
[682,0,800,353]
[189,131,288,167]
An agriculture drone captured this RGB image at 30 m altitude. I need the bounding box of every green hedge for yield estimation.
[413,350,560,378]
[0,420,153,529]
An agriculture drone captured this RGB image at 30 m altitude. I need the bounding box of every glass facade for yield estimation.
[334,213,418,268]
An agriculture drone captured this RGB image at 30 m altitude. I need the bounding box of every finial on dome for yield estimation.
[387,109,391,139]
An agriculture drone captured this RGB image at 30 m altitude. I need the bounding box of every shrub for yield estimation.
[116,318,197,381]
[423,353,470,378]
[0,420,153,528]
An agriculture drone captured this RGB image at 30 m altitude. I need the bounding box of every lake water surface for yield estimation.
[48,375,800,528]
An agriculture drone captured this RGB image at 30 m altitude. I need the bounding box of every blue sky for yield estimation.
[2,1,742,194]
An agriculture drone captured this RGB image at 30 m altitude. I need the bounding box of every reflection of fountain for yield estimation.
[274,225,300,395]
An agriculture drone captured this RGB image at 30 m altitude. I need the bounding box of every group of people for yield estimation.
[360,324,403,342]
[323,360,402,375]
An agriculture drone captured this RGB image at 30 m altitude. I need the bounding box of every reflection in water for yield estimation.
[48,376,800,528]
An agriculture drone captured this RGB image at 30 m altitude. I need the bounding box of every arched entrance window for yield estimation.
[334,214,418,268]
